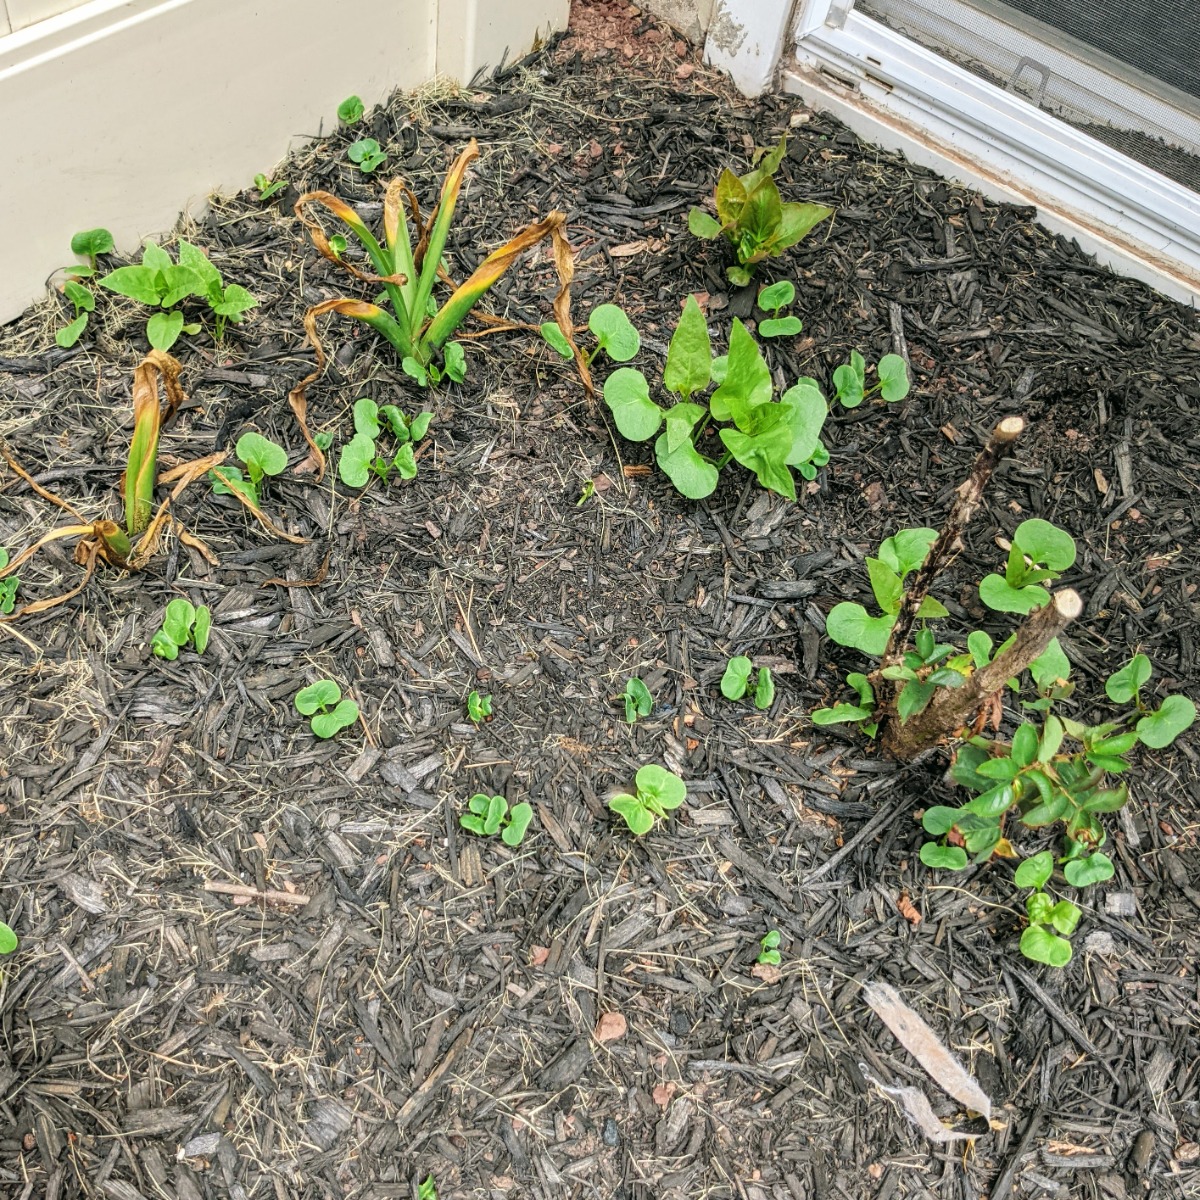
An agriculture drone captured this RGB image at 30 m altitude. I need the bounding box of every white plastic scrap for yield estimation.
[859,1064,977,1144]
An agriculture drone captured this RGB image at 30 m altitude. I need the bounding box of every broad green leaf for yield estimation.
[897,681,935,722]
[391,444,417,480]
[743,135,788,190]
[1081,785,1128,813]
[663,401,706,455]
[459,814,486,835]
[878,528,937,578]
[967,630,993,669]
[56,313,88,348]
[727,264,752,287]
[1014,850,1053,889]
[1020,925,1072,967]
[193,606,212,655]
[761,930,781,950]
[921,806,959,835]
[63,280,95,312]
[663,295,712,399]
[758,280,795,311]
[719,424,796,500]
[158,264,204,308]
[810,702,873,725]
[832,362,864,408]
[920,843,968,870]
[0,923,17,955]
[1047,900,1081,936]
[825,602,894,656]
[1136,695,1196,748]
[1039,714,1065,761]
[1105,654,1151,704]
[353,397,382,438]
[951,743,991,791]
[589,304,640,362]
[380,406,408,438]
[146,310,184,351]
[348,137,385,166]
[310,698,359,738]
[779,382,828,466]
[1090,731,1139,756]
[1014,518,1076,571]
[754,668,774,710]
[721,656,753,700]
[409,412,433,441]
[655,429,718,499]
[624,677,653,722]
[468,794,491,815]
[1026,892,1053,925]
[1011,723,1040,768]
[1063,852,1114,887]
[237,432,287,480]
[178,239,223,300]
[760,316,803,339]
[847,672,875,708]
[963,783,1014,819]
[711,320,771,424]
[213,283,258,319]
[443,341,467,383]
[1029,639,1071,690]
[737,175,784,260]
[866,558,904,615]
[338,94,364,123]
[162,598,196,645]
[142,241,172,274]
[151,629,180,659]
[773,200,834,250]
[296,679,341,714]
[604,368,663,441]
[402,357,428,387]
[609,794,654,836]
[1021,791,1070,826]
[714,168,748,227]
[71,228,114,258]
[482,794,508,835]
[339,432,376,487]
[636,764,686,810]
[688,208,722,239]
[979,573,1049,614]
[502,803,534,846]
[540,321,573,358]
[209,465,257,505]
[877,354,910,401]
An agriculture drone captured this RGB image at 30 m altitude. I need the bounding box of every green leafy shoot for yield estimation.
[338,94,365,123]
[608,764,686,836]
[687,136,834,285]
[418,1176,437,1200]
[832,351,910,408]
[622,677,653,723]
[460,794,534,846]
[0,548,19,616]
[254,173,287,201]
[721,655,753,700]
[0,923,17,955]
[756,279,802,339]
[295,679,360,739]
[541,303,641,364]
[756,930,782,966]
[337,397,432,488]
[151,598,212,659]
[467,690,493,724]
[979,519,1076,614]
[56,278,96,347]
[348,138,387,173]
[69,227,115,273]
[237,431,288,488]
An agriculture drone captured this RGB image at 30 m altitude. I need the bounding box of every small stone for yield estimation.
[1177,1141,1200,1163]
[602,1118,621,1147]
[1083,930,1117,956]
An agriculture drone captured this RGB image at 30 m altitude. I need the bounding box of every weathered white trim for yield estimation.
[704,0,793,98]
[786,6,1200,304]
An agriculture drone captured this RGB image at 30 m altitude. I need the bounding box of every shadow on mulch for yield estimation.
[0,7,1198,1199]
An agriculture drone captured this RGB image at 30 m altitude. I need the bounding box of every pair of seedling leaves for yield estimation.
[338,397,434,488]
[151,598,212,660]
[608,764,686,836]
[687,135,834,286]
[295,680,360,738]
[460,794,534,846]
[211,431,288,507]
[0,548,18,615]
[721,656,775,709]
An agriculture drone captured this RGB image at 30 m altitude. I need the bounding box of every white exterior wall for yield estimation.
[0,0,568,323]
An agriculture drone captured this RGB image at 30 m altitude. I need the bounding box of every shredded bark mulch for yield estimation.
[0,4,1197,1197]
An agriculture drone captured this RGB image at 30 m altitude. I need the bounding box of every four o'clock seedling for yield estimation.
[151,598,212,659]
[460,793,534,846]
[756,930,782,965]
[541,303,641,366]
[756,280,802,339]
[721,656,774,710]
[295,680,360,738]
[832,351,911,408]
[621,677,653,724]
[467,690,493,724]
[609,764,686,835]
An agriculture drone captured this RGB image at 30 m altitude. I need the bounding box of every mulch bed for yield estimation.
[1,3,1198,1197]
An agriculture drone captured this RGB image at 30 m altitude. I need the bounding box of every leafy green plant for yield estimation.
[338,94,365,124]
[295,680,360,738]
[460,794,534,846]
[211,431,288,506]
[541,303,640,364]
[56,278,97,348]
[337,397,432,488]
[979,518,1077,614]
[756,280,802,339]
[348,137,387,174]
[0,923,17,955]
[68,227,114,275]
[294,141,570,392]
[609,764,686,835]
[756,930,782,965]
[622,677,653,723]
[602,294,829,500]
[832,350,911,407]
[151,597,212,659]
[0,549,18,615]
[55,228,114,347]
[1011,851,1079,966]
[721,656,774,709]
[687,136,834,286]
[254,173,287,201]
[467,690,493,724]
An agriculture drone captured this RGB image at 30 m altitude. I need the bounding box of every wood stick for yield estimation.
[204,880,310,906]
[881,589,1082,758]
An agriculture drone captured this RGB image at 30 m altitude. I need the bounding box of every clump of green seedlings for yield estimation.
[622,677,653,724]
[254,173,287,201]
[337,397,433,488]
[608,764,686,835]
[721,656,774,709]
[295,680,360,738]
[812,419,1195,966]
[151,598,212,659]
[0,549,18,615]
[688,136,834,286]
[756,930,782,965]
[466,690,493,724]
[540,303,640,364]
[210,432,288,506]
[460,794,534,846]
[756,280,802,339]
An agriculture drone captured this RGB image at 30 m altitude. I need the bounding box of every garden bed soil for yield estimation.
[1,3,1198,1197]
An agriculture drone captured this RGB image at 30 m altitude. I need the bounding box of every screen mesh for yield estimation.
[858,0,1200,192]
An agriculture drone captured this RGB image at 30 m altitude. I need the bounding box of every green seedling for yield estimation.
[467,690,493,724]
[832,350,911,407]
[608,764,686,836]
[347,137,387,174]
[337,397,432,488]
[55,228,114,346]
[622,677,653,723]
[720,656,774,709]
[151,597,212,659]
[979,518,1077,614]
[602,294,830,501]
[0,549,18,615]
[756,930,782,966]
[338,94,365,124]
[541,303,641,365]
[756,280,802,339]
[254,173,287,201]
[688,136,834,285]
[68,227,115,276]
[0,923,17,955]
[294,140,571,390]
[295,679,360,738]
[460,794,534,846]
[56,278,96,348]
[210,431,287,507]
[328,234,348,259]
[418,1178,437,1200]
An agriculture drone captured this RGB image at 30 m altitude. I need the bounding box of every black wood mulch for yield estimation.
[0,6,1197,1198]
